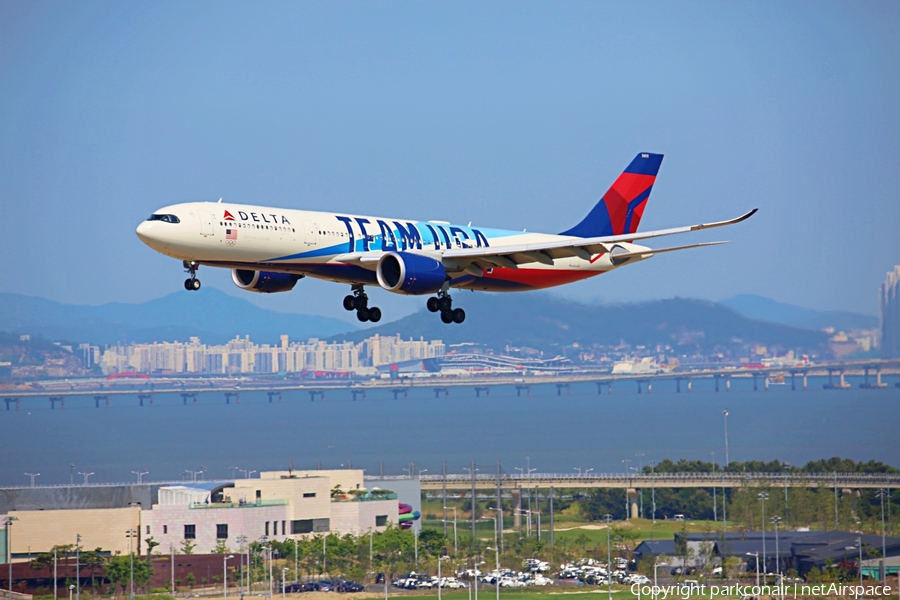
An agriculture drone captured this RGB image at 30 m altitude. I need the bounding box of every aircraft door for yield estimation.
[199,211,214,236]
[303,220,317,246]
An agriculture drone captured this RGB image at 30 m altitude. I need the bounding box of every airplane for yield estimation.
[136,153,756,325]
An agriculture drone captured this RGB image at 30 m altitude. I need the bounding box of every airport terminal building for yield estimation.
[2,469,410,559]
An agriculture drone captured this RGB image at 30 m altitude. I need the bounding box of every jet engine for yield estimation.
[376,252,446,295]
[231,269,303,293]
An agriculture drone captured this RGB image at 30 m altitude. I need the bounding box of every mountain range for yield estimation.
[1,289,873,353]
[328,293,830,353]
[0,289,353,346]
[720,294,878,331]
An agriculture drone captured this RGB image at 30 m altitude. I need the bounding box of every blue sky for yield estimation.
[1,2,898,320]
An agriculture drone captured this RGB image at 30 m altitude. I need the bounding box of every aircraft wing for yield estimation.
[440,208,756,269]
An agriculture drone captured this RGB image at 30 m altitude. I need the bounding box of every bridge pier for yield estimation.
[516,385,530,397]
[725,377,731,392]
[309,390,325,401]
[181,392,197,405]
[50,396,64,409]
[860,367,888,389]
[474,386,490,398]
[594,381,611,394]
[267,391,281,403]
[512,488,522,530]
[714,376,720,393]
[433,387,449,398]
[752,375,758,392]
[94,395,109,408]
[392,388,408,400]
[4,398,19,411]
[138,393,152,407]
[824,370,850,390]
[627,488,639,519]
[352,390,367,401]
[676,378,682,393]
[765,377,770,391]
[225,392,239,404]
[556,383,570,396]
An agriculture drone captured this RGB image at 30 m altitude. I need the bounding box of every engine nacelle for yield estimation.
[231,269,302,293]
[376,252,446,295]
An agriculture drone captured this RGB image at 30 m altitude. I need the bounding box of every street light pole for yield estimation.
[6,517,18,600]
[438,556,449,600]
[485,546,499,600]
[877,489,888,582]
[450,507,458,555]
[770,516,782,600]
[126,528,137,600]
[282,568,288,600]
[746,553,760,587]
[758,492,768,584]
[487,507,502,554]
[131,471,148,484]
[603,514,613,600]
[224,555,234,600]
[75,534,81,600]
[236,536,247,600]
[25,473,39,488]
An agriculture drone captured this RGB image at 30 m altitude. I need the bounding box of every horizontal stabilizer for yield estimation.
[609,240,729,260]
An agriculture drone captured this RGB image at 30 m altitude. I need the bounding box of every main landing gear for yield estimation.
[426,290,465,324]
[183,261,201,291]
[343,285,381,323]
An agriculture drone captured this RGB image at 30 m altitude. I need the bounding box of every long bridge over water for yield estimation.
[2,359,899,410]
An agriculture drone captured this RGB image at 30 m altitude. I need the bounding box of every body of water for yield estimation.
[2,375,898,487]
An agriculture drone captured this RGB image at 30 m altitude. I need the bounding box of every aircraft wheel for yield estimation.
[343,295,356,311]
[452,308,466,324]
[426,297,440,313]
[190,278,201,291]
[184,279,193,291]
[438,296,452,312]
[368,307,382,323]
[356,308,370,322]
[440,310,453,324]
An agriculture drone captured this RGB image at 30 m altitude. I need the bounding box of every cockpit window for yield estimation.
[147,214,181,223]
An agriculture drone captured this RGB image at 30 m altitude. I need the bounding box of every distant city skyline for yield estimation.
[1,3,898,319]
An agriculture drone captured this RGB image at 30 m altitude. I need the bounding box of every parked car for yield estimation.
[337,581,364,592]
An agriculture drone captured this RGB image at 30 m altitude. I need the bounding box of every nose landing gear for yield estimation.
[426,290,465,324]
[343,285,381,323]
[183,261,201,291]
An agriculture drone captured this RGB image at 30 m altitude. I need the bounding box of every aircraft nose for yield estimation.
[135,221,152,244]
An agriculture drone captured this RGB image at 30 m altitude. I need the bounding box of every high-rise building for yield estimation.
[881,266,900,358]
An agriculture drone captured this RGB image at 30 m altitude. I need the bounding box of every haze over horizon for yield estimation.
[1,2,898,322]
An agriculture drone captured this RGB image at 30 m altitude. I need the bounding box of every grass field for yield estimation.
[420,512,723,548]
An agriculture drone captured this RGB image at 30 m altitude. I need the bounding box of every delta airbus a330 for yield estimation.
[136,153,755,325]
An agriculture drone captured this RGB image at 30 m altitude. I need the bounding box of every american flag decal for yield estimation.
[226,228,237,240]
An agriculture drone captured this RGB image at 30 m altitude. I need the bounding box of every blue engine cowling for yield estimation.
[376,252,446,295]
[231,269,303,293]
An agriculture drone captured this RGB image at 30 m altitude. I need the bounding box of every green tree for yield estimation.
[105,555,151,594]
[180,538,197,555]
[80,548,107,592]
